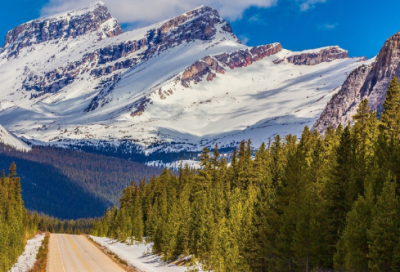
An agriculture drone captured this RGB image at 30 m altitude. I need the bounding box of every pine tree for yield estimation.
[336,189,373,271]
[368,175,400,271]
[325,125,355,259]
[380,75,400,134]
[352,99,378,198]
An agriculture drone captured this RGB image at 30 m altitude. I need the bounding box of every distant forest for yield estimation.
[0,145,162,219]
[93,77,400,272]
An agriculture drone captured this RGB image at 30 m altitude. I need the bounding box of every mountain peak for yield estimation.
[38,1,108,22]
[1,1,122,57]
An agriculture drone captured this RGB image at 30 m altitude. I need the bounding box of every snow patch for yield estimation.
[8,233,45,272]
[90,236,191,272]
[146,160,201,169]
[0,124,31,151]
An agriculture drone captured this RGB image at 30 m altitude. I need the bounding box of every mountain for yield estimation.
[313,31,400,133]
[0,124,31,151]
[0,1,369,162]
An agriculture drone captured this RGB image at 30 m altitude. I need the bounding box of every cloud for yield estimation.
[239,35,250,44]
[318,23,338,30]
[41,0,278,27]
[297,0,327,11]
[248,14,267,25]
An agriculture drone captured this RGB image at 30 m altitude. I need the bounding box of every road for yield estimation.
[47,234,126,272]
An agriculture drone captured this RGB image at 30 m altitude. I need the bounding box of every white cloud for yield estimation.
[297,0,327,11]
[319,23,338,30]
[41,0,278,26]
[239,35,250,44]
[248,14,267,25]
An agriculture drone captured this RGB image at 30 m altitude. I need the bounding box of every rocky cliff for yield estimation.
[287,46,348,65]
[313,31,400,134]
[312,64,372,133]
[359,31,400,112]
[181,43,282,87]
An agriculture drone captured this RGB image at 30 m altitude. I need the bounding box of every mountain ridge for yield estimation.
[0,2,369,162]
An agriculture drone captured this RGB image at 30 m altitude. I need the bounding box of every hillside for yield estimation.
[0,144,162,219]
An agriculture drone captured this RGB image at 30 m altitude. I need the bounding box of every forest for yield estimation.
[0,163,38,272]
[0,145,162,219]
[92,76,400,272]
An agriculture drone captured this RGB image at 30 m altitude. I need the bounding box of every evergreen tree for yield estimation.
[335,189,373,271]
[368,176,400,271]
[380,75,400,135]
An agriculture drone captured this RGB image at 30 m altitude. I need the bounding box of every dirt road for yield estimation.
[47,234,126,272]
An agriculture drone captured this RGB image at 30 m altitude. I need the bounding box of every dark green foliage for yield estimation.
[90,83,400,272]
[0,145,162,219]
[0,163,38,272]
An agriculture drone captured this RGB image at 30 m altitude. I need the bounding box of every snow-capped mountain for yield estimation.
[0,1,369,160]
[0,124,31,151]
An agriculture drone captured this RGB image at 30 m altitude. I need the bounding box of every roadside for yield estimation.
[89,236,188,272]
[9,233,46,272]
[85,235,138,272]
[29,232,50,272]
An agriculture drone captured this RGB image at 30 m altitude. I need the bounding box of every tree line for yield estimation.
[37,214,95,234]
[92,76,400,272]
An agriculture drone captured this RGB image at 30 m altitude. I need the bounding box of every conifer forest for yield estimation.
[92,76,400,271]
[0,163,38,272]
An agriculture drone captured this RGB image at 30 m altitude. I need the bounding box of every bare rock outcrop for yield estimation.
[359,31,400,112]
[313,31,400,134]
[312,64,372,134]
[287,46,348,65]
[181,43,282,86]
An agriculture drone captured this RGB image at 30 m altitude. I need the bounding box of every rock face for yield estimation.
[1,2,122,58]
[181,43,282,86]
[359,31,400,112]
[312,64,372,134]
[313,31,400,134]
[287,46,348,65]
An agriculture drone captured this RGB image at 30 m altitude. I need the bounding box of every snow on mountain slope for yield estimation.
[0,124,31,151]
[0,2,369,158]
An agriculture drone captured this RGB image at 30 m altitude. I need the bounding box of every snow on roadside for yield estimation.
[90,236,192,272]
[9,233,45,272]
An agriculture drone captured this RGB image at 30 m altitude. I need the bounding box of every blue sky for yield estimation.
[1,0,399,58]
